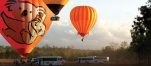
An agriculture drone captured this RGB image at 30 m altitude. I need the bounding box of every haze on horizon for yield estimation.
[0,0,148,50]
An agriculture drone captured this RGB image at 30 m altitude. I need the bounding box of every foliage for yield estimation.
[129,0,151,65]
[0,41,138,63]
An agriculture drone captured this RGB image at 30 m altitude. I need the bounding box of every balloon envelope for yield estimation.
[70,6,98,40]
[0,0,54,57]
[43,0,69,15]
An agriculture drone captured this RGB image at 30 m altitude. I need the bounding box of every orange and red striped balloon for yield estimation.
[70,6,98,41]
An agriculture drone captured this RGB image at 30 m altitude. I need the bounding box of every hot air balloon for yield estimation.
[43,0,69,21]
[0,0,54,57]
[70,6,98,41]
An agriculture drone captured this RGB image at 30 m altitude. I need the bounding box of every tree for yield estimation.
[102,46,115,62]
[5,49,11,59]
[130,0,151,65]
[120,41,129,49]
[63,45,74,61]
[117,41,134,64]
[0,45,4,53]
[110,42,119,50]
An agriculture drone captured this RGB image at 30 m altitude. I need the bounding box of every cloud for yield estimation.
[60,38,70,42]
[66,30,76,35]
[54,20,69,27]
[0,18,132,50]
[92,19,132,43]
[37,18,132,50]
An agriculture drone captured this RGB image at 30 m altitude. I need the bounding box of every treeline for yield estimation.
[0,41,138,63]
[130,0,151,66]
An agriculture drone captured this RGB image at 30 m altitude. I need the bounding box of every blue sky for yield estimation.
[0,0,148,49]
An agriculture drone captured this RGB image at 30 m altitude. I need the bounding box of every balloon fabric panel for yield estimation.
[43,0,69,5]
[70,6,98,38]
[43,0,69,15]
[87,7,98,34]
[0,0,54,57]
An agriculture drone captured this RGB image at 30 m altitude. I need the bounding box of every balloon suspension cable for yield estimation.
[54,15,57,17]
[81,38,84,42]
[20,55,25,59]
[54,15,58,17]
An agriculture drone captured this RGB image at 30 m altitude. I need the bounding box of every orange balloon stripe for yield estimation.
[87,8,95,32]
[79,6,83,33]
[70,9,75,28]
[88,8,98,32]
[61,0,69,5]
[84,6,88,34]
[74,7,81,33]
[70,6,78,31]
[70,9,77,31]
[79,6,86,34]
[83,6,88,34]
[85,6,93,34]
[83,6,87,33]
[43,0,69,5]
[88,9,94,31]
[85,6,89,34]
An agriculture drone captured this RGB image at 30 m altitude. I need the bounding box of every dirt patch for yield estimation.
[63,63,138,66]
[0,59,14,63]
[0,59,138,66]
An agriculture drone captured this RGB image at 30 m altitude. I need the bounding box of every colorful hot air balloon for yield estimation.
[70,6,98,41]
[0,0,54,57]
[43,0,69,21]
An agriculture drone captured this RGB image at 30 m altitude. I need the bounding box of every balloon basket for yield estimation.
[51,16,60,21]
[81,38,84,42]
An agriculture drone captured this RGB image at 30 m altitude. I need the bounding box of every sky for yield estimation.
[0,0,149,50]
